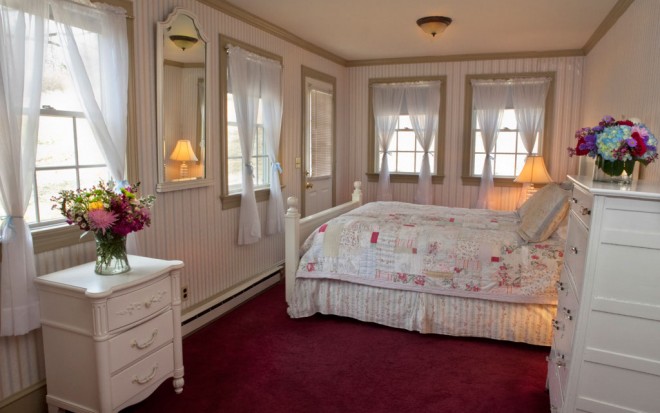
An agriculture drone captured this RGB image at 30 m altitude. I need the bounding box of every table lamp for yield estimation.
[169,139,198,179]
[514,155,553,199]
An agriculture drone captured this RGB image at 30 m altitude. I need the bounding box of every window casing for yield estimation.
[462,73,555,186]
[367,76,446,184]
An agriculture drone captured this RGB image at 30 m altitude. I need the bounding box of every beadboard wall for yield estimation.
[348,57,585,210]
[580,0,660,183]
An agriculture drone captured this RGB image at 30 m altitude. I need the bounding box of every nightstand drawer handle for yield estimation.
[131,329,158,350]
[555,353,566,368]
[132,364,159,385]
[555,281,564,291]
[552,319,562,331]
[571,197,578,204]
[562,307,573,321]
[570,246,578,254]
[581,207,591,216]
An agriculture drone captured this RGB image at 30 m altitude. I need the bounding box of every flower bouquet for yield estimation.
[52,180,156,275]
[568,115,658,184]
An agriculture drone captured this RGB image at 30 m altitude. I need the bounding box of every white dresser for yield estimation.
[547,175,660,413]
[35,255,185,413]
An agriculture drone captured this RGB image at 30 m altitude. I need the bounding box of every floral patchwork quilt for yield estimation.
[297,202,565,305]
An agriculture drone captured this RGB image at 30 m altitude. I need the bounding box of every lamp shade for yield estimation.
[416,16,452,37]
[514,155,553,184]
[169,139,198,162]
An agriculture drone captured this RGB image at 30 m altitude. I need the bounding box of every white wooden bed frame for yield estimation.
[284,181,363,304]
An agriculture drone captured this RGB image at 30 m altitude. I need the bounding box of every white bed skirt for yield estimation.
[288,278,555,346]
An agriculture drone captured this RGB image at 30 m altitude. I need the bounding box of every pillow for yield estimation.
[517,183,571,242]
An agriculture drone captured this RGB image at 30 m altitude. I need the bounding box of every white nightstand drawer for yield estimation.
[111,343,175,409]
[108,277,172,330]
[109,310,174,373]
[564,216,588,296]
[547,358,563,412]
[553,268,578,357]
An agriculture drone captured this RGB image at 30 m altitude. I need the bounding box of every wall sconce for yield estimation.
[514,155,553,199]
[416,16,453,38]
[169,34,198,51]
[170,139,198,179]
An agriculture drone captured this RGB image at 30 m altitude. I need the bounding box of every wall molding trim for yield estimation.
[582,0,635,54]
[0,380,46,413]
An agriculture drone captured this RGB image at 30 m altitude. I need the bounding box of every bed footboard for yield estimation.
[284,181,362,305]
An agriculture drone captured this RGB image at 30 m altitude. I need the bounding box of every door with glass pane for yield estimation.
[303,75,335,217]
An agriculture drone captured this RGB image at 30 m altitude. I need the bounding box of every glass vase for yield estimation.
[593,157,635,185]
[94,232,130,275]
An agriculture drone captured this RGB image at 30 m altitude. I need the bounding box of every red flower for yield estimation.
[630,131,647,157]
[617,120,634,127]
[575,137,590,155]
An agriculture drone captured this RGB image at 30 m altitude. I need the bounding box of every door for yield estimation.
[303,73,335,217]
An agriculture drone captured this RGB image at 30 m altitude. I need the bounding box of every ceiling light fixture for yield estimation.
[416,16,452,38]
[169,34,198,51]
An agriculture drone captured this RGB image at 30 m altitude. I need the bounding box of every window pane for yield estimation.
[396,152,415,173]
[474,132,485,153]
[397,131,416,151]
[42,24,82,112]
[79,167,108,189]
[37,116,75,167]
[494,154,516,176]
[77,118,106,166]
[398,115,412,130]
[227,94,237,123]
[501,109,517,130]
[228,158,242,192]
[473,154,486,175]
[495,131,517,153]
[254,155,269,187]
[36,169,77,222]
[228,125,241,157]
[515,154,527,176]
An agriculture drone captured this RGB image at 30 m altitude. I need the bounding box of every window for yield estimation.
[462,73,555,185]
[306,85,333,178]
[368,76,446,184]
[29,19,112,227]
[226,93,269,194]
[471,109,537,178]
[219,36,282,209]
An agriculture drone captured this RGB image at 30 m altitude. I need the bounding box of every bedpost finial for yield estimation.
[354,180,361,190]
[287,196,299,214]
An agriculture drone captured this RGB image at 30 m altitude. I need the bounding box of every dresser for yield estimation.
[547,175,660,412]
[35,255,185,413]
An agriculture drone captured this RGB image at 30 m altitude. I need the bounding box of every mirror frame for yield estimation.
[156,7,213,192]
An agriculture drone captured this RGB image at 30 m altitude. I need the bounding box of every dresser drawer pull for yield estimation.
[571,197,578,204]
[570,246,579,254]
[555,281,564,291]
[552,319,563,331]
[562,307,573,321]
[580,207,591,216]
[132,364,159,385]
[555,353,566,368]
[131,329,159,350]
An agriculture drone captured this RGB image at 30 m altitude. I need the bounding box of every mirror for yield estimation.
[156,7,212,192]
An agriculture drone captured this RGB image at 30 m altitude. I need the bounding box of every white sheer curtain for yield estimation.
[404,81,441,205]
[472,80,509,209]
[512,78,551,207]
[0,0,47,336]
[50,0,128,183]
[228,46,262,245]
[372,85,404,201]
[260,58,284,235]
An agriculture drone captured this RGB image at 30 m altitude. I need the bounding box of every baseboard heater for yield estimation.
[181,264,283,337]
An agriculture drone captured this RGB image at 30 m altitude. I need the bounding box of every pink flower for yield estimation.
[87,209,117,234]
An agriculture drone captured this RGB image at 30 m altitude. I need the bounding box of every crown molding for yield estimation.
[582,0,634,54]
[197,0,347,66]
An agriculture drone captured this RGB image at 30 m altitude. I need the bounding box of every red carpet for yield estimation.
[122,281,550,413]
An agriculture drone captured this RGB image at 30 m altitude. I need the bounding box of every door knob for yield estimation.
[306,182,313,189]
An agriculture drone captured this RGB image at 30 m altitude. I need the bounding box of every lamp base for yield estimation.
[525,183,538,200]
[179,161,189,179]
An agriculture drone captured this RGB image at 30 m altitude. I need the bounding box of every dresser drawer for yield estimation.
[111,343,175,409]
[564,217,588,297]
[569,186,593,229]
[108,277,172,331]
[547,357,563,413]
[109,310,174,373]
[553,268,579,357]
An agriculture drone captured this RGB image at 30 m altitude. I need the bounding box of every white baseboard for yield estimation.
[181,265,283,337]
[0,380,47,413]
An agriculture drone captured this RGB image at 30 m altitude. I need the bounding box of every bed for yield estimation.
[284,181,570,346]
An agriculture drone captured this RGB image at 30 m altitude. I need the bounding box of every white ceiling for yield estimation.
[224,0,619,61]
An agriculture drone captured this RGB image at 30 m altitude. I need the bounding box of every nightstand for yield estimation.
[35,255,185,413]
